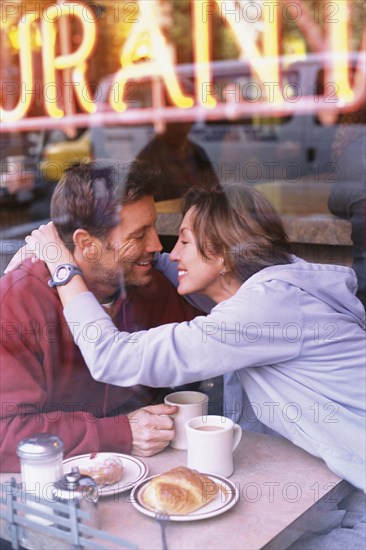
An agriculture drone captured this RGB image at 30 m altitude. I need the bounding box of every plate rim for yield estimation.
[63,452,148,496]
[130,471,239,521]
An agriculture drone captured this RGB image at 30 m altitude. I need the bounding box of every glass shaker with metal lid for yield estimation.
[16,433,64,493]
[16,433,64,525]
[52,467,99,529]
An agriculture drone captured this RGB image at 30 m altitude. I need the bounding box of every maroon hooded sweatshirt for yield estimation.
[0,260,199,472]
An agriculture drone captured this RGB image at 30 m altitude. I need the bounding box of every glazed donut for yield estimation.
[80,456,124,485]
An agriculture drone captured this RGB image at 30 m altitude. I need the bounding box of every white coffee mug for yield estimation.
[185,415,242,477]
[164,391,209,450]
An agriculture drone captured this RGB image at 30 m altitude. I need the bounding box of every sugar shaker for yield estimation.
[16,433,64,496]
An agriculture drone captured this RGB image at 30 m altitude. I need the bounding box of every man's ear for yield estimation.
[73,229,101,261]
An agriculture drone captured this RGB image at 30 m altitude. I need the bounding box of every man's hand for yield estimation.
[127,404,178,457]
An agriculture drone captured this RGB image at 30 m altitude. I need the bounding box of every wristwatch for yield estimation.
[48,263,83,288]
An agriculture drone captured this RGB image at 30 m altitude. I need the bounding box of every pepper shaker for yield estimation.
[53,467,99,530]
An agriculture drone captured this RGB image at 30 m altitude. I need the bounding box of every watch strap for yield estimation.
[48,263,83,288]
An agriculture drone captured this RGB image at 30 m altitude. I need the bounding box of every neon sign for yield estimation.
[0,0,365,131]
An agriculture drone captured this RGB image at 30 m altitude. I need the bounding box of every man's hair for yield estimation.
[182,184,293,282]
[51,159,159,251]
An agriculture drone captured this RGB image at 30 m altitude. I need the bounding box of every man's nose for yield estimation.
[146,229,163,253]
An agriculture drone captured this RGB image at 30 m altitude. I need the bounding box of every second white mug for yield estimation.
[185,415,242,477]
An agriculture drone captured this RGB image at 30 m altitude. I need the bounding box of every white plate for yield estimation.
[63,453,148,496]
[130,473,239,521]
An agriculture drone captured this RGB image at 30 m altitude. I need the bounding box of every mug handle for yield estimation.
[232,423,242,451]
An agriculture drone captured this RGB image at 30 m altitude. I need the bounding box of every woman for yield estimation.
[7,185,365,492]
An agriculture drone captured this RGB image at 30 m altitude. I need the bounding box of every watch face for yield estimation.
[49,264,81,288]
[57,266,68,280]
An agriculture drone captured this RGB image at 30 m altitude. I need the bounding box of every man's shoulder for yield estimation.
[0,261,53,298]
[148,269,180,295]
[143,270,200,315]
[121,269,177,302]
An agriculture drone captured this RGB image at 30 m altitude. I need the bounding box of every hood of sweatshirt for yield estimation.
[247,257,365,329]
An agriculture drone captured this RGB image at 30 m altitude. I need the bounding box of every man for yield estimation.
[0,160,200,471]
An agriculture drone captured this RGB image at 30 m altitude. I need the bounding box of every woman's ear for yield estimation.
[219,257,227,276]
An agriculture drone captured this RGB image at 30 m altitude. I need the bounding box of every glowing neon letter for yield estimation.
[0,13,38,123]
[110,0,193,113]
[193,0,216,107]
[213,0,283,103]
[325,0,354,102]
[284,0,354,103]
[41,2,96,118]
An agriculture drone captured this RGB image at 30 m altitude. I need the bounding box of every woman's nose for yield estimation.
[169,241,180,262]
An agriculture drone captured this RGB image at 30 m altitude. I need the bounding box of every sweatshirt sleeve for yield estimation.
[64,288,303,388]
[0,334,133,472]
[0,402,132,473]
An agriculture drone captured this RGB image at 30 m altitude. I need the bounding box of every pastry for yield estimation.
[79,456,124,485]
[142,466,219,515]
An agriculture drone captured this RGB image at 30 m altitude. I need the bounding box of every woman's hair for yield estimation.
[182,185,293,282]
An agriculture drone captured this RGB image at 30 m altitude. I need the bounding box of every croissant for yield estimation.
[142,466,219,515]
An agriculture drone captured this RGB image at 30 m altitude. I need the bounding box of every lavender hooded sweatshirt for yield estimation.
[64,255,366,491]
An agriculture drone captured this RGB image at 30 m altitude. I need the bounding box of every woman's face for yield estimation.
[170,207,229,302]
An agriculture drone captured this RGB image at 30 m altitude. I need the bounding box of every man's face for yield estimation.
[82,195,162,298]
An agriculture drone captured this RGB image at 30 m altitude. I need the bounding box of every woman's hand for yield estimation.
[5,222,74,275]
